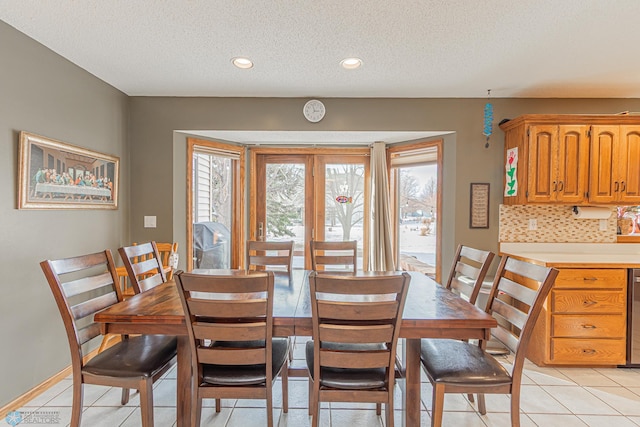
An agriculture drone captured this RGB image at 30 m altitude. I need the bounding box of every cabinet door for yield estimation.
[527,125,557,202]
[589,125,618,203]
[618,126,640,203]
[556,125,589,203]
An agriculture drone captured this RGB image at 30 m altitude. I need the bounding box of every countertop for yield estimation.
[499,243,640,268]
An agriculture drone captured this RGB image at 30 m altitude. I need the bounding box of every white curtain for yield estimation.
[369,142,396,271]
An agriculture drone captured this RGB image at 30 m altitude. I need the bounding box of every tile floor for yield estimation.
[11,337,640,427]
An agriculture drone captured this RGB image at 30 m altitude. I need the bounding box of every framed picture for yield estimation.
[18,132,119,210]
[469,183,490,228]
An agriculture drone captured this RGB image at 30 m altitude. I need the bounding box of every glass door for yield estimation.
[251,150,369,269]
[316,156,368,270]
[254,154,313,268]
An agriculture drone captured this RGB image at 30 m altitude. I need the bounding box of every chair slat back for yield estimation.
[247,240,294,272]
[118,241,166,294]
[155,242,178,280]
[175,271,274,369]
[41,250,122,362]
[445,245,495,306]
[310,240,357,273]
[309,272,410,372]
[484,256,558,374]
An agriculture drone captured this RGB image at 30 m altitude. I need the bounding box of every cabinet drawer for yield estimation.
[551,338,626,364]
[554,269,626,289]
[551,314,625,338]
[551,290,625,313]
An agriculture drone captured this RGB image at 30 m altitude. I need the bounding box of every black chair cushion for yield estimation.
[305,340,387,390]
[420,338,511,386]
[83,335,177,378]
[201,337,289,386]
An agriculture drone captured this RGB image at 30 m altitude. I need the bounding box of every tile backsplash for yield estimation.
[499,205,617,243]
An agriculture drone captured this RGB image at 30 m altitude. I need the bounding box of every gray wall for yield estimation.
[0,21,129,406]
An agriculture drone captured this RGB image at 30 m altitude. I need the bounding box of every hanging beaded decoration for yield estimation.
[483,89,493,148]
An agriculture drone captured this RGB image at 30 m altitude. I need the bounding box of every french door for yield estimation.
[250,148,369,269]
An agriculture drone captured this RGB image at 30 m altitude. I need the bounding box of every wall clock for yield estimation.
[303,99,325,123]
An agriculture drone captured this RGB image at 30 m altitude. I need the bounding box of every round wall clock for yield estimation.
[303,99,326,123]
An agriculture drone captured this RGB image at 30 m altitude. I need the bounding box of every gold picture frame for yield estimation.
[18,132,119,210]
[469,183,490,229]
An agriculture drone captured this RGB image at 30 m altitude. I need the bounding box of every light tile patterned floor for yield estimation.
[12,337,640,426]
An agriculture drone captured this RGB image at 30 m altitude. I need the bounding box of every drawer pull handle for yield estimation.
[582,324,597,329]
[583,300,597,306]
[582,349,597,354]
[583,277,598,281]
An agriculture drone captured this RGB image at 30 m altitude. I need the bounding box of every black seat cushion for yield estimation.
[83,335,177,378]
[201,337,289,386]
[305,340,387,390]
[420,338,511,386]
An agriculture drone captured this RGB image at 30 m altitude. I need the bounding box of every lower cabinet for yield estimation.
[527,268,627,366]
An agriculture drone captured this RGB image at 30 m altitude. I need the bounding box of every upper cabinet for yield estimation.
[501,115,640,205]
[590,125,640,204]
[527,124,589,203]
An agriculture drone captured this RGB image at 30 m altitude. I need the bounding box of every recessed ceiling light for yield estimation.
[340,57,362,69]
[232,57,253,69]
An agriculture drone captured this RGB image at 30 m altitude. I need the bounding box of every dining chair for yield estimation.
[41,250,177,427]
[420,256,559,427]
[421,245,495,403]
[174,270,289,427]
[309,240,357,272]
[246,240,294,272]
[97,241,171,354]
[246,240,295,361]
[118,241,167,294]
[444,245,495,306]
[155,241,179,280]
[306,271,411,427]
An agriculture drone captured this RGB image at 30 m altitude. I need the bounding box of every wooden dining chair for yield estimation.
[118,241,167,294]
[41,250,177,427]
[309,240,357,272]
[174,270,290,427]
[306,271,411,427]
[445,245,495,306]
[420,256,559,427]
[246,240,295,361]
[155,241,178,280]
[246,240,294,272]
[422,245,496,403]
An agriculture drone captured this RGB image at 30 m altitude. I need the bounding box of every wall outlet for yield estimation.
[144,216,156,228]
[599,219,608,231]
[528,218,537,230]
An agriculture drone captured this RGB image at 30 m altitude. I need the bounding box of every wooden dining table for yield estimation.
[95,269,497,427]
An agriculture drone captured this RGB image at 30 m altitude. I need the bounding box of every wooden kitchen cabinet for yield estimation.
[589,125,640,204]
[527,267,627,366]
[501,115,640,205]
[527,124,589,203]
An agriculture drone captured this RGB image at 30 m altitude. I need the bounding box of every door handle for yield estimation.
[621,181,626,192]
[553,181,557,192]
[558,181,564,192]
[258,222,264,241]
[615,181,620,192]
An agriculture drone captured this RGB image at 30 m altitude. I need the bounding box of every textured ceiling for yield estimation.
[3,0,640,98]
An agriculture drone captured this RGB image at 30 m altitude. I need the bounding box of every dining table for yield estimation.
[95,269,497,427]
